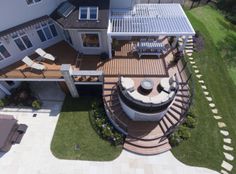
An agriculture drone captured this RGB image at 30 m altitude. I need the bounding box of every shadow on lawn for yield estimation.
[217,33,236,68]
[60,96,98,112]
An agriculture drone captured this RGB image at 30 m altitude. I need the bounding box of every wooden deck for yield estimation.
[0,40,173,79]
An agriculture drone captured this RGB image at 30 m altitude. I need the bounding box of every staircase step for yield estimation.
[169,106,182,116]
[167,109,180,121]
[128,123,164,141]
[125,136,168,148]
[124,141,171,155]
[173,103,185,110]
[175,98,190,105]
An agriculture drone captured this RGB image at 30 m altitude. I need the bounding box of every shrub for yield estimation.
[91,99,124,146]
[178,126,191,140]
[32,100,41,110]
[0,99,5,108]
[184,116,197,128]
[169,132,182,147]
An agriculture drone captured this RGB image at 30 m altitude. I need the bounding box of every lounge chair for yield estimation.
[35,48,55,61]
[22,56,45,70]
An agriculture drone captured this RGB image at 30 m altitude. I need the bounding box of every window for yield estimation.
[0,43,11,60]
[6,81,15,86]
[26,0,41,5]
[36,21,58,42]
[64,30,73,45]
[79,7,98,20]
[81,33,100,47]
[12,32,33,51]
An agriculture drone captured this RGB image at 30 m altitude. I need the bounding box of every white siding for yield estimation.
[110,0,133,9]
[0,22,64,69]
[0,0,64,31]
[68,29,109,55]
[0,81,21,99]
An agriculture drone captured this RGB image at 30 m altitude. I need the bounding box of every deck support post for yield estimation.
[0,83,11,95]
[61,64,79,98]
[179,36,188,51]
[107,35,112,59]
[172,36,179,48]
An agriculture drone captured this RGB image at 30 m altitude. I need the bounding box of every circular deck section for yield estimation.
[118,76,179,121]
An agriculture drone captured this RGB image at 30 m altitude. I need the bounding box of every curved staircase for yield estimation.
[103,77,192,155]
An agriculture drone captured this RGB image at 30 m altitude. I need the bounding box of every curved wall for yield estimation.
[119,96,168,121]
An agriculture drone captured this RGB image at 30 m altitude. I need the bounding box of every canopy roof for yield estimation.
[108,4,195,36]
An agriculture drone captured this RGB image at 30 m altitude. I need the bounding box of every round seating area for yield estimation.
[118,76,179,114]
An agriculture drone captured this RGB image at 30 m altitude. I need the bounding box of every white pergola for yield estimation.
[107,4,195,58]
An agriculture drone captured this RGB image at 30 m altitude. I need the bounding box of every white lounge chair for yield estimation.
[22,56,45,70]
[35,48,55,61]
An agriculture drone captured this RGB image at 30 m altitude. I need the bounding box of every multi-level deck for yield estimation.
[0,40,193,155]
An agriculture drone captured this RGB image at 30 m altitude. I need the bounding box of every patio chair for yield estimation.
[35,48,55,61]
[22,56,45,71]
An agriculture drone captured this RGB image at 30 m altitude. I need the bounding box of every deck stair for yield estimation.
[103,77,191,155]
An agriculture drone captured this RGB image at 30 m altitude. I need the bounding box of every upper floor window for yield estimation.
[26,0,42,5]
[79,7,98,20]
[36,21,58,42]
[12,32,33,51]
[0,43,11,61]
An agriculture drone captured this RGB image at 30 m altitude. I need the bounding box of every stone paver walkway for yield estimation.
[179,36,235,174]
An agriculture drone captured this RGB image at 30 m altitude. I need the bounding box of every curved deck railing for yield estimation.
[103,56,194,138]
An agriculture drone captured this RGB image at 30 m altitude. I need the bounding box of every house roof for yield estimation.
[0,16,49,38]
[51,0,110,30]
[108,4,195,36]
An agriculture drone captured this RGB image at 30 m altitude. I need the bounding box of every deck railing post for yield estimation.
[61,64,79,98]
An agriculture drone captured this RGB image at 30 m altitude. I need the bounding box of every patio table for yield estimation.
[136,41,165,58]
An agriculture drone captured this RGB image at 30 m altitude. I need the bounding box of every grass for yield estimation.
[51,96,122,161]
[189,6,236,85]
[172,6,236,173]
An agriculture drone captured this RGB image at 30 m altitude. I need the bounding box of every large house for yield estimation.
[0,0,195,154]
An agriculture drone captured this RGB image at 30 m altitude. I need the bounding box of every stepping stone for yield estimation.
[192,65,198,69]
[185,46,193,49]
[201,85,207,90]
[188,57,194,60]
[204,91,209,96]
[221,170,229,174]
[221,160,233,172]
[212,109,218,114]
[206,96,212,101]
[195,70,200,73]
[214,115,222,120]
[198,80,205,84]
[209,103,215,108]
[218,122,227,128]
[223,145,234,151]
[223,152,234,161]
[224,138,232,144]
[190,61,195,64]
[196,74,202,78]
[220,130,229,136]
[185,49,194,53]
[187,53,193,56]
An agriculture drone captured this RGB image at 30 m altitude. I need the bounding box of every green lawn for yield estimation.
[189,6,236,85]
[51,96,122,161]
[172,6,236,173]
